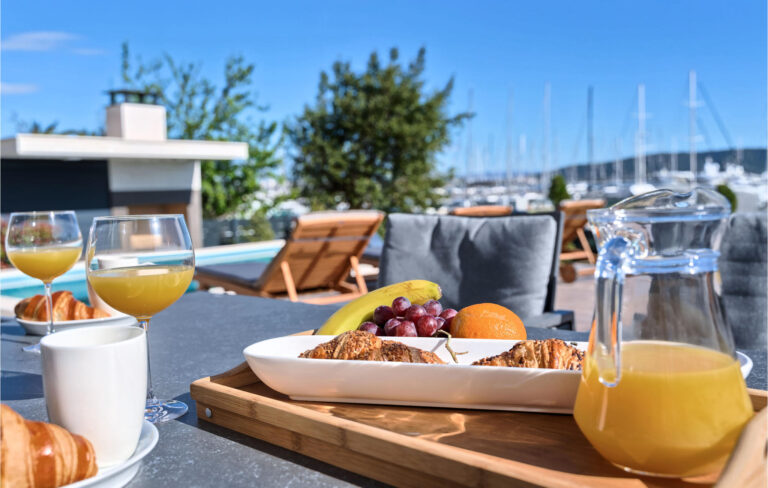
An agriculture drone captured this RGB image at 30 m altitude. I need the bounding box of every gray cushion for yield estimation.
[526,311,574,329]
[195,261,269,287]
[378,213,558,319]
[719,212,767,350]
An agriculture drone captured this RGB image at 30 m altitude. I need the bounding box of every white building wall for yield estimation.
[108,159,196,192]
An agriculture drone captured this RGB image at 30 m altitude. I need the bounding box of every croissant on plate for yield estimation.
[14,291,110,322]
[0,404,98,488]
[300,330,445,364]
[472,339,584,370]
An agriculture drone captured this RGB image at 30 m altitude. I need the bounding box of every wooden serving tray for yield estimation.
[190,362,767,488]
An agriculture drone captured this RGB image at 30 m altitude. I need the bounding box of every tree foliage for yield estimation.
[12,115,103,136]
[716,184,738,212]
[286,47,470,213]
[120,43,285,218]
[548,174,571,209]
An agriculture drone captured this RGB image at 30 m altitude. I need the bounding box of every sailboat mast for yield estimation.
[553,133,560,186]
[587,86,595,186]
[504,88,514,193]
[671,137,678,172]
[635,84,647,184]
[689,70,697,181]
[484,134,493,182]
[465,89,474,201]
[518,134,527,185]
[541,82,551,191]
[614,138,622,185]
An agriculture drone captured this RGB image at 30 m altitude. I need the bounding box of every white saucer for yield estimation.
[17,314,137,336]
[66,420,158,488]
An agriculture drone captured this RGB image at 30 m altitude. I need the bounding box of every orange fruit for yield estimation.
[450,303,526,340]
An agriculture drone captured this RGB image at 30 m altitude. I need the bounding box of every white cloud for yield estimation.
[2,31,80,51]
[1,83,39,95]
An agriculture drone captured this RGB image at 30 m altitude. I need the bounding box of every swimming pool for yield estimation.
[0,240,283,302]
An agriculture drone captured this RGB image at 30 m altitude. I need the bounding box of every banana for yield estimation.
[316,280,442,335]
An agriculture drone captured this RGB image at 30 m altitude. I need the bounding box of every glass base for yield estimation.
[23,342,41,354]
[145,398,188,423]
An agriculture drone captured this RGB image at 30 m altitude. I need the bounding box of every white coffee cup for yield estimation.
[41,325,147,467]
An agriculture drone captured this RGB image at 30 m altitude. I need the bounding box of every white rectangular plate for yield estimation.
[17,314,138,335]
[244,336,753,414]
[244,335,586,414]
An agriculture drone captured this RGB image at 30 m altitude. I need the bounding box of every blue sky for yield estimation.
[2,0,765,175]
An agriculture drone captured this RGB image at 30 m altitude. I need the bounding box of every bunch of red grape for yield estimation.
[357,297,458,337]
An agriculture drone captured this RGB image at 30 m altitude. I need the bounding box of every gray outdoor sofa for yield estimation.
[719,211,767,350]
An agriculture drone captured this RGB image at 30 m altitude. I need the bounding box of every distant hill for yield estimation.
[555,148,767,181]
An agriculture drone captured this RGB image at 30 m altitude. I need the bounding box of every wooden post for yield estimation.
[280,261,299,302]
[576,228,595,265]
[348,256,368,294]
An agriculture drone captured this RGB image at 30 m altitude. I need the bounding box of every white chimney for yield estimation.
[106,102,167,141]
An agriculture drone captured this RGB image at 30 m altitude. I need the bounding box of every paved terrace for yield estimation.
[554,270,595,332]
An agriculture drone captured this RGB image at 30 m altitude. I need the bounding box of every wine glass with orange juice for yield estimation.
[85,215,194,423]
[6,211,83,353]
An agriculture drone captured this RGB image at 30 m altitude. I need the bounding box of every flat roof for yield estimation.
[1,133,249,161]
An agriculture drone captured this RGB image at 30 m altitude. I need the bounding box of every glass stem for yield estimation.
[44,282,54,335]
[139,318,157,404]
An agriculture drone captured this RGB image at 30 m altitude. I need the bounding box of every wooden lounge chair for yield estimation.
[195,210,384,305]
[558,199,604,283]
[450,205,512,217]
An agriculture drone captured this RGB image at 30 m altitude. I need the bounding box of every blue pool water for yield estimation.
[1,243,281,303]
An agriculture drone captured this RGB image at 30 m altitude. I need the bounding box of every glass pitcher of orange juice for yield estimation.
[573,188,753,478]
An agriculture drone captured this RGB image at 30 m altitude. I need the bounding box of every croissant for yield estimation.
[472,339,585,370]
[0,404,98,488]
[14,291,109,322]
[300,330,445,364]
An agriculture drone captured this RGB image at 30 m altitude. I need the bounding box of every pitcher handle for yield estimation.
[593,236,630,387]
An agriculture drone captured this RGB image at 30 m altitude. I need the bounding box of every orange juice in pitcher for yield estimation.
[575,189,753,477]
[574,342,752,477]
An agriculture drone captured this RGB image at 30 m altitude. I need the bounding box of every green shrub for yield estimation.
[548,174,571,209]
[243,212,275,242]
[716,184,738,212]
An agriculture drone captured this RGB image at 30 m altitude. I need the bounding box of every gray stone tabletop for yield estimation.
[1,292,765,487]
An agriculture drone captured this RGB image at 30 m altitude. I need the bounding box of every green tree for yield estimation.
[120,43,286,219]
[16,120,59,134]
[548,174,571,208]
[716,184,738,212]
[286,47,471,213]
[12,114,103,136]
